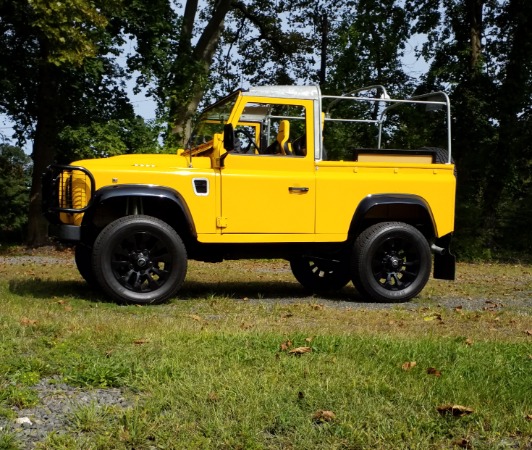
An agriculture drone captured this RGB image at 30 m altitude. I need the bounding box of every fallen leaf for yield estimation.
[289,346,312,355]
[189,314,202,322]
[465,338,473,346]
[454,305,463,312]
[64,305,73,312]
[20,317,37,326]
[56,300,67,305]
[133,338,150,345]
[424,313,443,321]
[311,304,324,311]
[427,367,442,377]
[305,336,314,343]
[452,438,472,449]
[437,404,474,416]
[401,361,417,371]
[207,392,220,402]
[312,410,336,423]
[526,330,532,336]
[279,340,292,351]
[526,414,532,422]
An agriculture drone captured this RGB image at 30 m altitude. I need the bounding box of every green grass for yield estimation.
[0,249,530,449]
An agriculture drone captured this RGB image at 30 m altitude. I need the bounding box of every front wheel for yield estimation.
[92,215,187,305]
[75,244,97,287]
[290,257,351,294]
[351,222,431,302]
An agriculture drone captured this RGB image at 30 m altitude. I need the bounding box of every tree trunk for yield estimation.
[169,0,233,144]
[467,0,483,75]
[26,45,59,247]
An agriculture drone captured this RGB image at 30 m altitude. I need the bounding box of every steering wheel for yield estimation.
[234,128,260,154]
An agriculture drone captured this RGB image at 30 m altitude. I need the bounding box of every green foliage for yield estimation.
[56,117,166,163]
[0,429,19,450]
[0,144,31,238]
[0,384,39,409]
[28,0,108,66]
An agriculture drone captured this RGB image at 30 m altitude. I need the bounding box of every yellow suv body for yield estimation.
[43,85,456,305]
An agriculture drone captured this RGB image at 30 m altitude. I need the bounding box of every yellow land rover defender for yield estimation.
[43,85,456,305]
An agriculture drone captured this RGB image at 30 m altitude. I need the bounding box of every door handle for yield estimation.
[289,186,309,193]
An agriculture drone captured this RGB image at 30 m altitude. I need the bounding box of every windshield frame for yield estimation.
[188,90,241,149]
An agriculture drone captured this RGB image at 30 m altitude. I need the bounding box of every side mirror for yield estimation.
[223,124,235,151]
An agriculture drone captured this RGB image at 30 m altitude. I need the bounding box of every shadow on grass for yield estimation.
[178,280,362,302]
[8,277,367,304]
[8,278,109,303]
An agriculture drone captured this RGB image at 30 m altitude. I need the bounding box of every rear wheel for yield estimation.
[351,222,431,302]
[290,257,351,294]
[92,215,187,305]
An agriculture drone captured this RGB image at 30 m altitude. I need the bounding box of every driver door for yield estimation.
[220,99,315,235]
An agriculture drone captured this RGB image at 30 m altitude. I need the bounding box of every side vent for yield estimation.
[192,178,209,196]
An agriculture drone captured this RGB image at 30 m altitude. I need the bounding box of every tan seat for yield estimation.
[276,120,292,155]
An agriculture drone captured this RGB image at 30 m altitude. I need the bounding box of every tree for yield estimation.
[481,0,532,246]
[0,0,146,245]
[56,118,165,163]
[129,0,322,145]
[408,0,532,255]
[0,143,31,240]
[326,0,413,95]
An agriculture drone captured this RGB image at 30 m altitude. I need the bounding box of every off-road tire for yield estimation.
[351,222,431,302]
[290,257,351,293]
[92,215,187,305]
[75,244,97,287]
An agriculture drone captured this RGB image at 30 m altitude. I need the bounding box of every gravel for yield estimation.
[0,377,131,449]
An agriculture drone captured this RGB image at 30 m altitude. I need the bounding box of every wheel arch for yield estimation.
[80,184,197,244]
[349,194,437,239]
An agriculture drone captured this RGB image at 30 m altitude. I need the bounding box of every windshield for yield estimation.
[188,91,240,148]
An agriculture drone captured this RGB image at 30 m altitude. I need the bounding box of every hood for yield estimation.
[70,153,213,172]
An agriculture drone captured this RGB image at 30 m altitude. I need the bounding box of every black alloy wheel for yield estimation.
[92,215,187,305]
[290,256,351,294]
[351,222,431,302]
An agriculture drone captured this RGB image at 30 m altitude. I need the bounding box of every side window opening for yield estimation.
[234,103,307,157]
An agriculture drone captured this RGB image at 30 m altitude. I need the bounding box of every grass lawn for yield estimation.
[0,248,530,449]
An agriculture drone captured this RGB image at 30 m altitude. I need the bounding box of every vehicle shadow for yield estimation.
[8,277,368,304]
[178,279,362,302]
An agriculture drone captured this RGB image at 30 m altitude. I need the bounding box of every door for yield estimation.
[220,99,315,234]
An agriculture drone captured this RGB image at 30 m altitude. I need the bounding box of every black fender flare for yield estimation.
[349,194,437,237]
[82,184,197,237]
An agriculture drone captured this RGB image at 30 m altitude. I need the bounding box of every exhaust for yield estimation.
[431,244,446,255]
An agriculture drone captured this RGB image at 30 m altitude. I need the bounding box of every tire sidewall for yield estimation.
[354,223,431,302]
[290,257,351,293]
[92,216,187,305]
